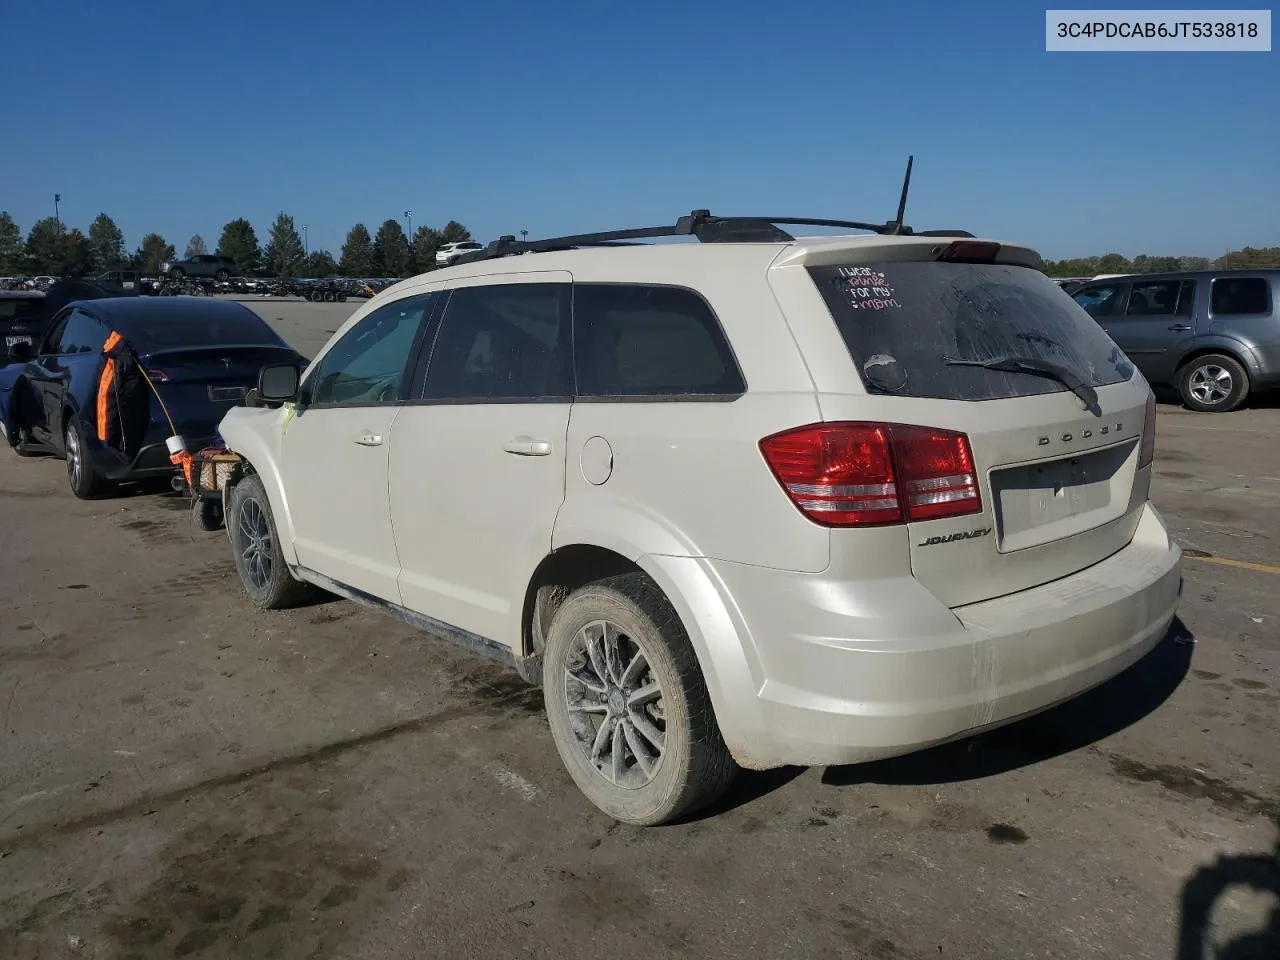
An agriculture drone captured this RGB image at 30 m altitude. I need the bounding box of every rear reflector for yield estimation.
[938,240,1001,263]
[759,422,982,527]
[1139,392,1156,469]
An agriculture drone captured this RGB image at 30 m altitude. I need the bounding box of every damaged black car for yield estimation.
[0,297,304,499]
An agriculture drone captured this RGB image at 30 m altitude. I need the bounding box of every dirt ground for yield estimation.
[1,300,1277,960]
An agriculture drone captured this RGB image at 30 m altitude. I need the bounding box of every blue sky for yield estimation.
[3,0,1276,260]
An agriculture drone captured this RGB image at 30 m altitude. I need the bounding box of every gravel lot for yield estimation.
[1,300,1277,960]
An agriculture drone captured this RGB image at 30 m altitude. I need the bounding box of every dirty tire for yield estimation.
[64,417,111,499]
[193,497,224,532]
[1177,353,1249,413]
[229,474,315,609]
[543,572,738,826]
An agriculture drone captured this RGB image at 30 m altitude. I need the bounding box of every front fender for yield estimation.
[218,404,299,565]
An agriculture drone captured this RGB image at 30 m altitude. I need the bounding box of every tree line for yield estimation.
[1041,247,1280,277]
[0,211,473,279]
[3,208,1273,280]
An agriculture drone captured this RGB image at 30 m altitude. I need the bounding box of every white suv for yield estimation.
[217,212,1182,825]
[435,241,485,266]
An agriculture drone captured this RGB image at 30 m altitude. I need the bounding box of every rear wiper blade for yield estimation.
[942,354,1100,414]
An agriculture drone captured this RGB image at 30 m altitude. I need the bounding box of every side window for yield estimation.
[57,310,107,354]
[1073,285,1124,319]
[422,283,571,400]
[42,310,73,354]
[1126,280,1181,317]
[573,284,745,398]
[305,294,433,406]
[1211,277,1271,316]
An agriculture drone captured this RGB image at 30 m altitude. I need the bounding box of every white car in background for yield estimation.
[435,241,485,266]
[217,212,1181,826]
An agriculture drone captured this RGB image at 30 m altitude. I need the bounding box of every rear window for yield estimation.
[808,262,1134,401]
[0,297,46,323]
[131,312,280,348]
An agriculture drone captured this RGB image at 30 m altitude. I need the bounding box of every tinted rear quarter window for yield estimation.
[809,262,1134,401]
[1211,277,1271,315]
[572,284,744,398]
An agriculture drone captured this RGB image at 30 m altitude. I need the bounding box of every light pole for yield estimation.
[520,229,528,243]
[303,225,309,256]
[404,210,413,236]
[54,193,61,227]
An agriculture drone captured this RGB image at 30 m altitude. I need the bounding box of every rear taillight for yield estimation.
[1139,392,1156,469]
[759,422,982,527]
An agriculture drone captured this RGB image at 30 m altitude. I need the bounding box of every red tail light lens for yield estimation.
[1139,392,1156,469]
[759,422,982,527]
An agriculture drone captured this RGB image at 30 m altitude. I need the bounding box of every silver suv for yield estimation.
[217,211,1182,825]
[1071,269,1280,412]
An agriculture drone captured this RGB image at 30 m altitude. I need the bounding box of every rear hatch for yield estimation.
[143,345,301,439]
[768,240,1155,608]
[0,294,46,359]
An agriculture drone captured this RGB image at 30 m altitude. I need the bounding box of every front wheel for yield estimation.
[228,474,316,609]
[65,417,111,499]
[1178,354,1249,412]
[542,572,738,826]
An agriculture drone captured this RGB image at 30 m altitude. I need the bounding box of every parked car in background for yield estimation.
[435,241,484,266]
[0,291,47,363]
[91,269,141,296]
[217,214,1179,826]
[0,297,305,498]
[1071,269,1280,412]
[159,255,237,281]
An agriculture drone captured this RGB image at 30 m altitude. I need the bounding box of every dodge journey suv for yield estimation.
[217,211,1183,825]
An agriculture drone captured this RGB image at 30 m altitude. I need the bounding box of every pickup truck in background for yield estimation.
[158,255,237,281]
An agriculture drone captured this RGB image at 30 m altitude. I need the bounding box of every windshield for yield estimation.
[807,261,1133,401]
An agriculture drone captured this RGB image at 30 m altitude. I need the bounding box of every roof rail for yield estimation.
[453,157,975,265]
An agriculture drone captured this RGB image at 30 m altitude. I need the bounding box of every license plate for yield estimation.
[5,335,31,348]
[209,385,248,402]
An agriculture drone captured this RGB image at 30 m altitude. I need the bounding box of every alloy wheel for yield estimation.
[563,619,667,788]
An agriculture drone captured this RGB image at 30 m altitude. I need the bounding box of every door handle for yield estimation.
[503,437,553,456]
[353,433,383,446]
[1167,324,1192,332]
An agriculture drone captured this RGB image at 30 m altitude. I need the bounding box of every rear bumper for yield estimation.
[703,503,1182,768]
[89,436,217,480]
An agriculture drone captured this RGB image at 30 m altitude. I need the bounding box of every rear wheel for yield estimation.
[65,417,111,499]
[194,497,224,532]
[1178,353,1249,412]
[229,474,316,609]
[542,572,738,825]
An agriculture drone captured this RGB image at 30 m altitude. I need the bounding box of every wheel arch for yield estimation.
[519,539,770,769]
[219,416,299,565]
[1175,340,1260,382]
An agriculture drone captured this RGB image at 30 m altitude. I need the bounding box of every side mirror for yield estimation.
[8,341,32,363]
[258,363,300,401]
